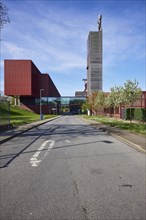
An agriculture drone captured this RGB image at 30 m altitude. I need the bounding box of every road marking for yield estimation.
[41,141,55,160]
[65,140,71,143]
[30,140,55,167]
[30,158,41,167]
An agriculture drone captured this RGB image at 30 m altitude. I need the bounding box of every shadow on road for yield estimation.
[0,124,111,169]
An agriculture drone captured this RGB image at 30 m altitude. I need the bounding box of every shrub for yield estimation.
[126,108,146,122]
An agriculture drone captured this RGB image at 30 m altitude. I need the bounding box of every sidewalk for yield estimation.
[0,116,145,153]
[82,118,146,153]
[0,116,60,145]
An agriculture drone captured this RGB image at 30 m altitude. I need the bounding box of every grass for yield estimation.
[82,115,146,135]
[1,105,146,135]
[9,106,56,127]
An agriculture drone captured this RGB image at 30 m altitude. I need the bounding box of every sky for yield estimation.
[0,0,145,96]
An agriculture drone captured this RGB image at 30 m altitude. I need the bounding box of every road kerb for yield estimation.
[109,132,146,153]
[0,116,61,144]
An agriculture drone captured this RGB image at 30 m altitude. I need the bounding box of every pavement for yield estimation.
[84,119,146,153]
[0,116,61,144]
[0,115,145,153]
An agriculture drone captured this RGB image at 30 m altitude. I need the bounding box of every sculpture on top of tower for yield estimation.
[98,15,102,31]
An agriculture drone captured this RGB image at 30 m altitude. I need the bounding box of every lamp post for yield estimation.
[53,101,58,115]
[40,89,44,120]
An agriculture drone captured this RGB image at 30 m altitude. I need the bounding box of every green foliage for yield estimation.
[0,101,10,126]
[9,105,56,127]
[0,102,8,115]
[81,102,89,111]
[105,80,141,110]
[126,108,146,122]
[10,105,36,115]
[82,95,95,111]
[82,115,146,135]
[126,109,135,121]
[122,79,142,107]
[95,91,106,110]
[84,79,143,118]
[107,86,123,108]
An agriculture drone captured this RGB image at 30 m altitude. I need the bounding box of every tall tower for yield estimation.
[87,15,102,95]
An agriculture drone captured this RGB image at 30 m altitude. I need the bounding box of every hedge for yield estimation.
[126,108,146,122]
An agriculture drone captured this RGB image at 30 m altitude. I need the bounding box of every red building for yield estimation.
[4,60,61,114]
[88,91,146,119]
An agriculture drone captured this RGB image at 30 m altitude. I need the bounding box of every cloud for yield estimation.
[1,39,86,74]
[1,0,145,95]
[104,14,145,58]
[0,60,4,68]
[1,12,87,72]
[2,42,25,58]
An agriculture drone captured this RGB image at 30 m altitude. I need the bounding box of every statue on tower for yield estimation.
[98,15,102,31]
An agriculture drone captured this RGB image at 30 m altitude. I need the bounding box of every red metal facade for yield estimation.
[4,60,32,96]
[4,60,61,98]
[31,61,42,97]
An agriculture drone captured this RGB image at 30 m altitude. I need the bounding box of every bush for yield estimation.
[126,108,146,122]
[0,101,10,126]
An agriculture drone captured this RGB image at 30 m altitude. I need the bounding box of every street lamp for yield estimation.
[40,89,44,120]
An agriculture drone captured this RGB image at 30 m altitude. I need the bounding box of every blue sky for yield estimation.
[0,0,145,96]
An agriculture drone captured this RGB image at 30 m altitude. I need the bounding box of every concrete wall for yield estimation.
[87,31,102,95]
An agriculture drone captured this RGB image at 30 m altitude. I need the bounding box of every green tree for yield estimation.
[81,102,90,113]
[121,79,142,122]
[94,91,106,112]
[88,92,98,115]
[105,86,123,118]
[81,93,97,115]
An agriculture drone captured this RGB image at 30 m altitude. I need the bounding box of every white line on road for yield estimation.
[65,140,71,143]
[30,140,55,167]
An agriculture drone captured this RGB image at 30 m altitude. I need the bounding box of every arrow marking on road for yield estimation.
[65,140,71,143]
[30,140,55,167]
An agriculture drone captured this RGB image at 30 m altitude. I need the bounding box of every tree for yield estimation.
[121,79,142,122]
[111,86,123,108]
[81,102,89,113]
[0,1,10,29]
[104,86,123,118]
[94,91,106,112]
[81,98,93,115]
[88,92,98,115]
[81,93,98,115]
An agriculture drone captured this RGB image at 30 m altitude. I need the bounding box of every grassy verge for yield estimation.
[10,106,56,127]
[82,115,146,135]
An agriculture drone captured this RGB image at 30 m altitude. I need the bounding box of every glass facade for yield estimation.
[35,96,86,114]
[35,97,86,106]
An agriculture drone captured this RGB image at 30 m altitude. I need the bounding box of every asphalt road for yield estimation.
[0,115,145,220]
